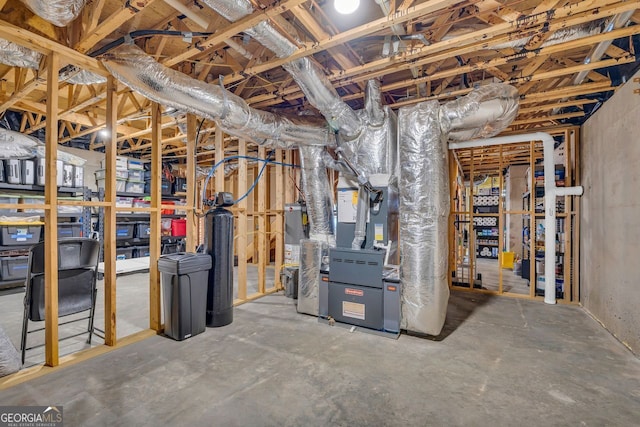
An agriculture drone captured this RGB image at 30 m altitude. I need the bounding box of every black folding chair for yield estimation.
[20,238,100,365]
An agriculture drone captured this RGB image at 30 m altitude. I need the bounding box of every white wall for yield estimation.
[581,69,640,355]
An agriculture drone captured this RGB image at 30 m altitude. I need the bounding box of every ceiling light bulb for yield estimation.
[334,0,360,15]
[99,129,110,138]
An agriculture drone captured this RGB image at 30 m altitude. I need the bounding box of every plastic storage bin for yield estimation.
[157,252,212,340]
[136,222,151,238]
[73,166,84,187]
[135,246,150,258]
[125,181,145,194]
[115,223,135,239]
[174,177,187,193]
[128,170,144,181]
[97,178,126,192]
[161,178,173,196]
[161,218,172,236]
[20,195,45,213]
[0,195,19,214]
[0,256,30,280]
[5,159,21,184]
[21,159,35,185]
[171,219,186,237]
[58,223,83,238]
[116,247,134,260]
[0,159,4,182]
[0,224,42,246]
[128,159,144,170]
[95,169,128,180]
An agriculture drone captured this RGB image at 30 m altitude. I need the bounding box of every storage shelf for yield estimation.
[115,213,185,219]
[0,183,86,194]
[0,211,83,218]
[115,192,149,198]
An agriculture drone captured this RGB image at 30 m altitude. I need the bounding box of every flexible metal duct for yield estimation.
[59,67,108,85]
[398,101,449,336]
[440,84,519,142]
[0,39,42,69]
[298,145,336,245]
[101,44,334,150]
[203,0,363,139]
[0,39,104,85]
[489,20,606,50]
[20,0,86,27]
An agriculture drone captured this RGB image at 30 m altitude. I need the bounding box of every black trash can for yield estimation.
[158,252,212,341]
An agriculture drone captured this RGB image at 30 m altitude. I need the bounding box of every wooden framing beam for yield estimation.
[44,52,60,367]
[149,103,162,332]
[237,139,248,301]
[257,146,267,294]
[186,114,198,252]
[0,19,106,74]
[75,0,159,53]
[163,0,307,67]
[274,150,284,289]
[103,75,118,346]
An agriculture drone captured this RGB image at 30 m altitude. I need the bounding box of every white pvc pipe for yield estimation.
[163,0,209,29]
[449,132,583,304]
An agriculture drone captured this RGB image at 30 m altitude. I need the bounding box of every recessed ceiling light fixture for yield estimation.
[334,0,360,15]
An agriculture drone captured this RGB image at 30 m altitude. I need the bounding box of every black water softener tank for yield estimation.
[205,192,234,327]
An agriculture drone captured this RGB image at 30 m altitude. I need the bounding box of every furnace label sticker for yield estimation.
[374,223,384,241]
[343,301,365,320]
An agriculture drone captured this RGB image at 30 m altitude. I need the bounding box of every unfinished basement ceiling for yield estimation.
[0,0,638,159]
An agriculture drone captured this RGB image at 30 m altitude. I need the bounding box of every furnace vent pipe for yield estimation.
[449,132,583,304]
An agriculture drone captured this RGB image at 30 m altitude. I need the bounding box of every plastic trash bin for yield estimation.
[157,252,212,341]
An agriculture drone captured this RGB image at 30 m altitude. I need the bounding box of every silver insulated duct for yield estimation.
[101,44,334,150]
[398,101,449,336]
[20,0,86,27]
[202,0,363,140]
[0,39,42,69]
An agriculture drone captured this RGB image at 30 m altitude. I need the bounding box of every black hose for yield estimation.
[89,30,215,58]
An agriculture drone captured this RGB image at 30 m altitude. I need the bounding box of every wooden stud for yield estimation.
[469,148,475,290]
[257,146,267,294]
[149,103,162,331]
[186,114,198,252]
[274,150,284,289]
[44,52,60,367]
[237,139,248,301]
[103,76,118,346]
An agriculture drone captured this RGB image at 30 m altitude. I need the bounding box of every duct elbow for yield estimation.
[441,84,519,141]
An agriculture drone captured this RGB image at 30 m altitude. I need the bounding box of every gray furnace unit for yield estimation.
[319,173,401,337]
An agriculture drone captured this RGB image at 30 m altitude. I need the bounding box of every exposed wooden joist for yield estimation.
[0,19,106,74]
[75,0,159,53]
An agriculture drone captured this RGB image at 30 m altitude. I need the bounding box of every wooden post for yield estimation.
[469,148,475,290]
[44,52,60,367]
[448,152,456,288]
[257,146,267,294]
[274,150,284,289]
[186,115,197,252]
[103,75,118,346]
[237,139,248,301]
[149,103,162,331]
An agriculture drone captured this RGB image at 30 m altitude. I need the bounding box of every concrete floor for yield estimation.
[1,291,639,426]
[0,265,275,367]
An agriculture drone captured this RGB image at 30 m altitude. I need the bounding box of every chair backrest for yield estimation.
[26,238,100,322]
